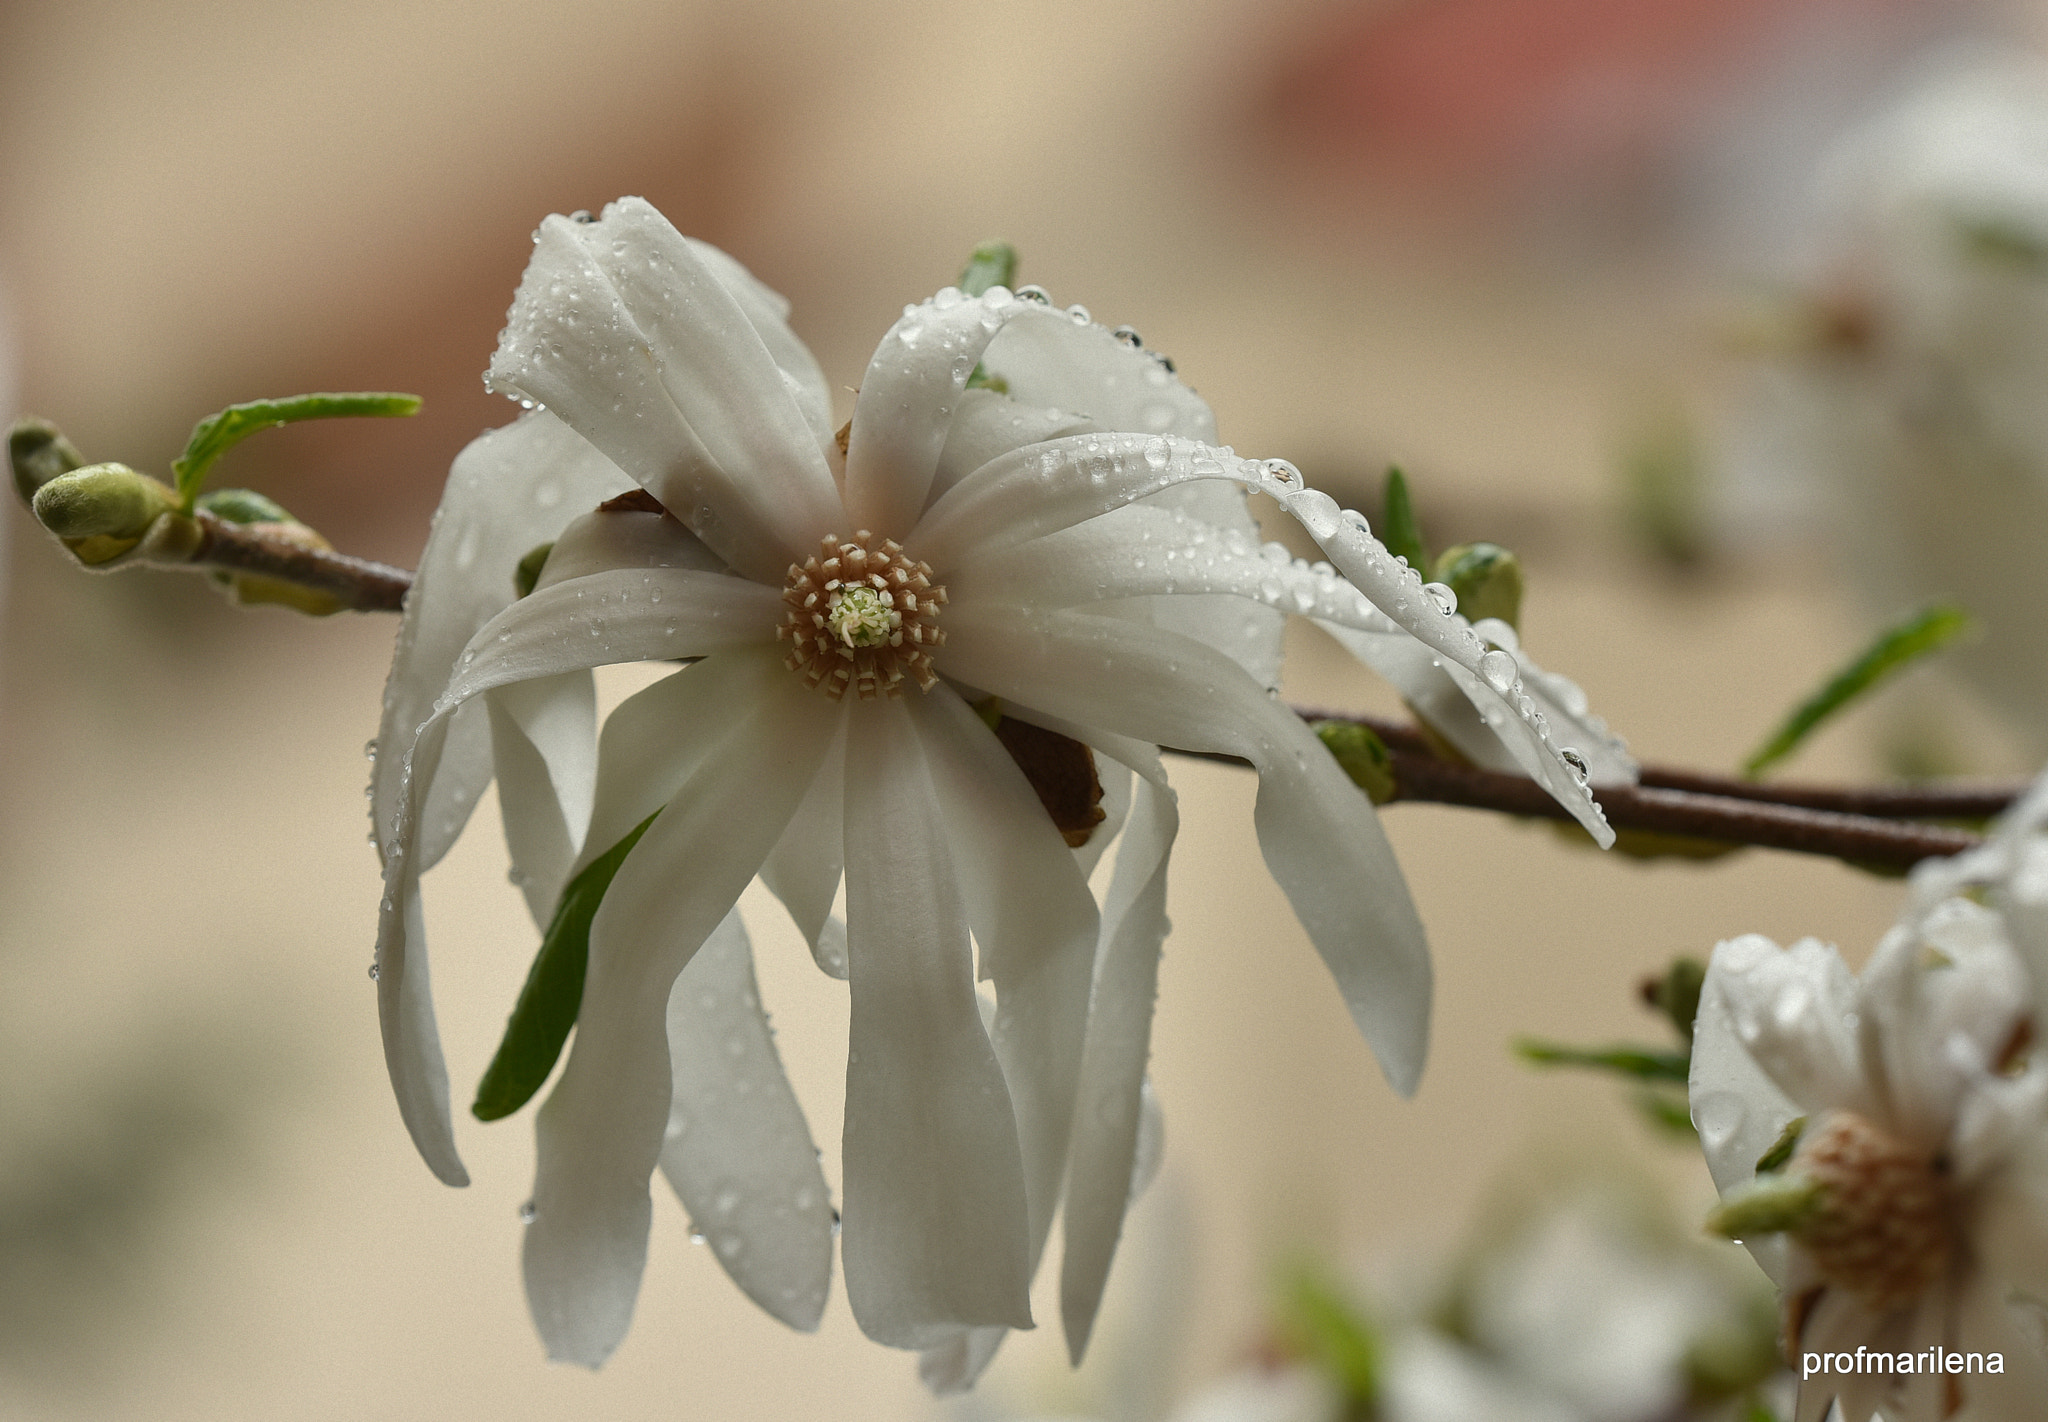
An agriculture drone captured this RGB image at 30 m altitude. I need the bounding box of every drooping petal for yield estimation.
[1057,737,1179,1363]
[838,697,1034,1348]
[487,198,840,580]
[930,389,1096,504]
[373,410,630,877]
[975,303,1216,442]
[681,237,835,450]
[487,672,597,924]
[659,909,834,1331]
[843,286,1030,535]
[523,669,834,1366]
[943,603,1431,1096]
[759,723,850,978]
[373,576,777,1186]
[915,687,1098,1263]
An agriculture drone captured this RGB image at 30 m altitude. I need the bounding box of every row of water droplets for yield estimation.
[1241,462,1602,817]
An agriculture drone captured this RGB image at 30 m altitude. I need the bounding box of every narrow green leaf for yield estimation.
[172,391,421,507]
[1514,1038,1691,1082]
[472,811,658,1121]
[196,487,298,526]
[1634,1088,1698,1136]
[1274,1262,1380,1407]
[1742,603,1975,778]
[1381,466,1426,572]
[958,241,1018,297]
[1754,1115,1806,1174]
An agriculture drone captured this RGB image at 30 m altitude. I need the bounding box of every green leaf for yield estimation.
[1634,1088,1697,1136]
[196,487,298,526]
[472,812,658,1121]
[1514,1038,1691,1082]
[513,541,555,600]
[1742,603,1975,778]
[1274,1262,1380,1407]
[172,391,421,508]
[1643,956,1706,1043]
[1381,466,1426,572]
[958,241,1018,297]
[1754,1115,1806,1174]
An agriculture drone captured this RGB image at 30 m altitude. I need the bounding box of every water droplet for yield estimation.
[363,738,379,761]
[1479,649,1518,693]
[1560,748,1589,784]
[1065,303,1092,325]
[1112,325,1142,347]
[1262,457,1301,487]
[1423,582,1457,617]
[367,962,380,981]
[519,1200,538,1223]
[1015,284,1052,305]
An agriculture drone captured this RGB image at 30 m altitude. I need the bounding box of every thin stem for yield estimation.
[115,537,2010,866]
[192,510,411,612]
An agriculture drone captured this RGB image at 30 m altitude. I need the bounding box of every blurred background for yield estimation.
[6,0,2048,1417]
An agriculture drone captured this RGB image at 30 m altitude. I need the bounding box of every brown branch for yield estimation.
[191,510,412,613]
[100,532,2008,866]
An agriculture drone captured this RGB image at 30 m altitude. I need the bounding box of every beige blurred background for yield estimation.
[4,0,2046,1417]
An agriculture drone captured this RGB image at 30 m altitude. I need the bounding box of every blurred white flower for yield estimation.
[1733,45,2048,746]
[370,196,1618,1383]
[1689,822,2048,1420]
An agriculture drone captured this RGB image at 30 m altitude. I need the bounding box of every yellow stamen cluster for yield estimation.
[779,531,947,700]
[1794,1111,1956,1311]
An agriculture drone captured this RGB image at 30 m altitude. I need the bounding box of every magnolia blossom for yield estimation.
[1731,46,2048,745]
[371,198,1616,1385]
[1689,797,2048,1421]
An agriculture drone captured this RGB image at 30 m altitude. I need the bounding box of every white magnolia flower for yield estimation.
[370,198,1613,1384]
[1731,46,2048,745]
[1689,828,2048,1421]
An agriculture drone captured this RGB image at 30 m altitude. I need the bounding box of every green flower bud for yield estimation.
[1431,542,1523,630]
[514,541,555,599]
[197,487,300,526]
[32,464,181,541]
[9,418,85,505]
[1313,720,1397,804]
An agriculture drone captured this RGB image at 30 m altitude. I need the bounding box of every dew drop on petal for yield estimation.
[1479,649,1518,693]
[519,1200,538,1223]
[1423,582,1458,617]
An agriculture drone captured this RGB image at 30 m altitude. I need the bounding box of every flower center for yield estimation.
[778,531,948,700]
[1792,1111,1955,1311]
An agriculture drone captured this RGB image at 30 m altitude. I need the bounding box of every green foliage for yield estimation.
[1754,1116,1806,1174]
[1742,603,1975,778]
[514,542,555,600]
[1431,541,1522,630]
[1273,1262,1380,1412]
[1642,957,1705,1043]
[196,487,299,526]
[1514,1040,1691,1082]
[1633,1088,1697,1136]
[1956,213,2048,272]
[172,392,420,509]
[957,241,1018,297]
[472,812,659,1121]
[1621,413,1708,568]
[1380,466,1426,571]
[1313,719,1397,804]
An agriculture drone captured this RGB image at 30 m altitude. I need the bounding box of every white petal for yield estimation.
[838,697,1034,1347]
[660,909,834,1331]
[916,1327,1009,1397]
[373,410,630,874]
[536,503,728,585]
[1058,742,1179,1362]
[844,287,1030,535]
[487,198,840,580]
[978,305,1216,440]
[913,688,1098,1265]
[942,603,1432,1096]
[487,672,597,924]
[931,389,1096,504]
[372,582,779,1187]
[523,675,834,1366]
[680,236,835,449]
[759,722,850,977]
